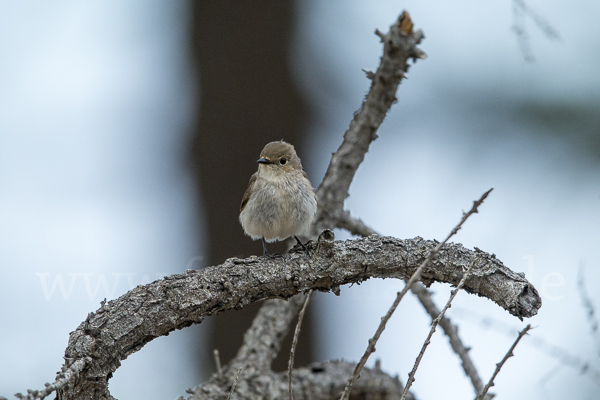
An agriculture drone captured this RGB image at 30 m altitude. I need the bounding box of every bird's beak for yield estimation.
[257,158,273,164]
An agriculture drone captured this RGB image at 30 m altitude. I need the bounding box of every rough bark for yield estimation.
[190,360,415,400]
[313,12,426,234]
[53,231,540,399]
[189,295,415,400]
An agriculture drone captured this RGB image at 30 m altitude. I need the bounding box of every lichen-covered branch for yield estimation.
[53,232,539,399]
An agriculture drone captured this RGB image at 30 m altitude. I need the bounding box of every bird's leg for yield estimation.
[262,237,283,258]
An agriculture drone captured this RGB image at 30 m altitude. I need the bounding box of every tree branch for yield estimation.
[476,324,532,400]
[401,258,476,399]
[410,283,486,394]
[313,11,425,234]
[339,189,494,399]
[189,360,415,400]
[289,291,313,400]
[53,231,539,399]
[302,13,487,391]
[228,295,309,373]
[6,9,543,400]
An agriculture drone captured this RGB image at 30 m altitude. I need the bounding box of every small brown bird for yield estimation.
[239,141,317,255]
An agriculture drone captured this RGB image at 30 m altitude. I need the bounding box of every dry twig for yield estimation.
[288,290,313,400]
[312,10,425,235]
[227,368,243,400]
[511,0,559,62]
[454,307,600,387]
[410,283,486,394]
[578,263,600,355]
[400,259,478,399]
[9,358,89,400]
[339,188,493,400]
[337,212,487,395]
[476,324,532,400]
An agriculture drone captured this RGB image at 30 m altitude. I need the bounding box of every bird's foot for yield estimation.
[292,236,312,256]
[265,252,284,259]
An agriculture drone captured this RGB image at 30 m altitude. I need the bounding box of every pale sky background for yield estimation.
[1,1,599,399]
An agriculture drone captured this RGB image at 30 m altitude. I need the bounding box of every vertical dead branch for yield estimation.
[230,295,308,372]
[311,11,425,235]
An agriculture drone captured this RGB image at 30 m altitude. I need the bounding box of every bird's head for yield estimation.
[257,141,303,174]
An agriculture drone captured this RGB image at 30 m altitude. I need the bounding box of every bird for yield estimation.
[239,140,317,256]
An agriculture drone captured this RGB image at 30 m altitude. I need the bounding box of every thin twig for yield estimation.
[511,0,559,62]
[213,349,223,380]
[338,211,487,395]
[11,358,89,400]
[410,284,485,395]
[339,188,493,400]
[512,0,535,62]
[288,290,313,400]
[578,262,600,356]
[454,306,600,387]
[513,0,560,39]
[227,368,243,400]
[476,325,532,400]
[400,258,478,399]
[230,295,307,371]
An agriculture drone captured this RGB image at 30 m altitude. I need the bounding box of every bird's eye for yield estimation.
[279,158,287,165]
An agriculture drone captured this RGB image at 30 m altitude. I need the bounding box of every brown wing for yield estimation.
[301,170,316,191]
[302,170,310,183]
[240,172,258,212]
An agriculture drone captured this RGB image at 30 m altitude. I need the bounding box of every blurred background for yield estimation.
[1,1,599,399]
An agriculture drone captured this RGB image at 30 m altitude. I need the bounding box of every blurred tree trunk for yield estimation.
[188,0,312,373]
